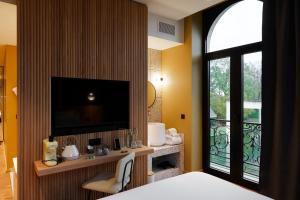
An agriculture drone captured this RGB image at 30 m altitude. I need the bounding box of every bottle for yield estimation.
[126,129,133,148]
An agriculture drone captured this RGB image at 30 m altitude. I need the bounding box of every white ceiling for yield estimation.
[0,2,17,45]
[0,1,225,47]
[134,0,227,20]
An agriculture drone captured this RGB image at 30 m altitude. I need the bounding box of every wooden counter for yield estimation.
[34,146,153,177]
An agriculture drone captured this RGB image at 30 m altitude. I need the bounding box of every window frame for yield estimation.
[202,0,263,191]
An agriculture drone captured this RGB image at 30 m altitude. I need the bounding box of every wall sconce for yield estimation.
[150,73,164,88]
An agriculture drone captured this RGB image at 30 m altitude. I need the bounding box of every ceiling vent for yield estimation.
[148,13,184,50]
[158,21,176,36]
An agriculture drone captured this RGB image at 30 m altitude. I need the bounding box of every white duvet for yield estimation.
[102,172,272,200]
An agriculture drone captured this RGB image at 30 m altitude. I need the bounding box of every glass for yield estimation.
[209,57,231,173]
[126,129,133,148]
[136,140,142,148]
[126,128,139,148]
[242,52,262,182]
[207,0,263,52]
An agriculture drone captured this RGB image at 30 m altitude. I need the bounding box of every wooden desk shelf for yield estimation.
[34,146,153,177]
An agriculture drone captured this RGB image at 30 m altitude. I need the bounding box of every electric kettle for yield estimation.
[62,145,79,160]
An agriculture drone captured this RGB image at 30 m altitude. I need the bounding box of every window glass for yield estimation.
[209,57,231,173]
[207,0,263,52]
[243,52,262,183]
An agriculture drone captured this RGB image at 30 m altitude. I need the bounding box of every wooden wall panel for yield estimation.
[17,0,148,199]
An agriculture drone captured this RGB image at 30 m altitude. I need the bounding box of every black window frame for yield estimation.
[202,0,263,191]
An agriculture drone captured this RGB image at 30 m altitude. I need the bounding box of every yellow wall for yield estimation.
[162,15,202,172]
[3,45,17,170]
[162,18,193,171]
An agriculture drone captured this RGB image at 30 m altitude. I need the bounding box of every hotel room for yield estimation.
[0,0,299,199]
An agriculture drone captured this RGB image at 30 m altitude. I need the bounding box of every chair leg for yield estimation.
[88,190,91,200]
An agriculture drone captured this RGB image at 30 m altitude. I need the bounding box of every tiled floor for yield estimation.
[0,143,13,200]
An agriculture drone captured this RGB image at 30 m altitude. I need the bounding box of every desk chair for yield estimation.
[82,152,135,199]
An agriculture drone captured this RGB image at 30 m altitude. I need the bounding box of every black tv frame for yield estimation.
[51,77,130,137]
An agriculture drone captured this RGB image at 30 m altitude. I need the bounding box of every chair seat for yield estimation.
[82,172,130,194]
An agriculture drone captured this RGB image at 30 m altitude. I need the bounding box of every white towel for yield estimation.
[165,133,182,145]
[166,128,178,137]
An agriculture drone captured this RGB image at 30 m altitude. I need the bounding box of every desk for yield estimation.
[34,146,153,177]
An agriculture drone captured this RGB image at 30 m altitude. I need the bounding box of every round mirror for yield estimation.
[147,81,156,108]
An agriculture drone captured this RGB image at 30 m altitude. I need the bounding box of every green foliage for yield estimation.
[210,94,227,119]
[243,63,261,101]
[210,58,230,97]
[210,58,261,120]
[244,109,259,123]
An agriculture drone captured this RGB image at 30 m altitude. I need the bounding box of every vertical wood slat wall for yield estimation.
[17,0,148,199]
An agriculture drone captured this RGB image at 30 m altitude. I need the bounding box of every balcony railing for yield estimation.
[243,121,261,182]
[210,119,231,173]
[209,119,261,182]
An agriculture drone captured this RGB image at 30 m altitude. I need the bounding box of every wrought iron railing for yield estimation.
[243,121,261,180]
[210,119,231,171]
[209,119,261,181]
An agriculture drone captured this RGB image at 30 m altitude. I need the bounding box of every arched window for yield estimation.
[203,0,263,190]
[207,0,263,52]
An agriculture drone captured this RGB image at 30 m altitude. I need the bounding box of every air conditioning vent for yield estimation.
[158,21,176,36]
[148,13,184,50]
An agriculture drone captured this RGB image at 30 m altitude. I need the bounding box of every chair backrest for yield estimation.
[115,152,135,183]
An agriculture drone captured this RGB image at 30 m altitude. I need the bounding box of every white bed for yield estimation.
[102,172,272,200]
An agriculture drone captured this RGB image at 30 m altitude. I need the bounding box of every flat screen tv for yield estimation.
[51,77,130,136]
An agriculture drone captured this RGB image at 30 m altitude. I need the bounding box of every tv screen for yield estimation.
[51,77,130,136]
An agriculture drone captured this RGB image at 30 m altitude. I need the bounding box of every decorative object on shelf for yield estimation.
[148,123,166,146]
[87,138,108,158]
[136,140,143,148]
[102,145,110,155]
[62,145,79,160]
[125,128,142,149]
[95,144,110,156]
[113,138,121,150]
[126,128,135,148]
[61,137,79,160]
[88,138,108,156]
[42,136,58,167]
[86,145,94,155]
[131,141,138,149]
[133,128,139,148]
[126,129,133,148]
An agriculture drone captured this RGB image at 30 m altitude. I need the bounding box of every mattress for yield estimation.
[102,172,272,200]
